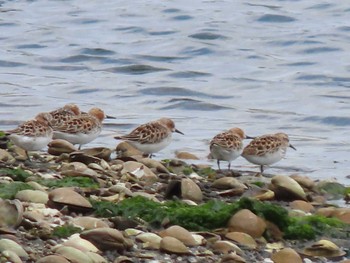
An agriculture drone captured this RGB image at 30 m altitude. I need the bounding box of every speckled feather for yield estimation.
[117,121,170,144]
[53,108,105,135]
[6,113,53,137]
[210,131,243,151]
[50,104,81,127]
[243,134,289,157]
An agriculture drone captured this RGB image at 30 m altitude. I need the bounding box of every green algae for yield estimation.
[92,196,240,230]
[182,166,194,176]
[197,167,216,177]
[0,168,32,182]
[52,224,82,238]
[0,182,33,199]
[36,176,99,189]
[251,181,265,188]
[92,196,348,240]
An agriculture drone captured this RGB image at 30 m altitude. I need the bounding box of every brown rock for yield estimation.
[116,142,142,158]
[270,175,307,201]
[181,178,203,202]
[175,151,199,160]
[289,174,315,189]
[228,209,266,238]
[271,248,302,263]
[290,200,314,213]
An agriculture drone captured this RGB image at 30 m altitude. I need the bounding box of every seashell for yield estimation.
[122,161,157,183]
[0,199,23,233]
[60,162,98,178]
[86,252,108,263]
[270,175,307,201]
[0,238,29,259]
[136,232,162,249]
[68,152,101,165]
[212,177,246,190]
[159,225,197,246]
[70,217,110,230]
[124,228,144,236]
[80,147,112,161]
[225,232,257,249]
[159,236,190,254]
[289,174,315,189]
[0,149,16,164]
[15,190,49,204]
[0,250,23,263]
[114,256,134,263]
[48,139,77,156]
[175,151,199,160]
[62,234,99,252]
[80,227,133,252]
[116,141,142,158]
[253,189,275,201]
[138,158,171,174]
[54,245,94,263]
[48,188,92,213]
[220,252,246,263]
[228,209,266,238]
[212,240,243,254]
[302,239,346,258]
[37,255,70,263]
[271,248,302,263]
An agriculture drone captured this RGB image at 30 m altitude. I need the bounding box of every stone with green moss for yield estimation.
[0,168,32,182]
[92,196,349,240]
[0,182,34,199]
[52,224,82,238]
[36,176,99,189]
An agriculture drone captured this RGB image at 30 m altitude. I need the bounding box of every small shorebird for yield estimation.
[114,118,183,157]
[242,132,296,173]
[6,112,53,160]
[52,107,112,149]
[210,127,253,171]
[49,103,81,127]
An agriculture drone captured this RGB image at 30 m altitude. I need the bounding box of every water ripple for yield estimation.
[168,71,211,78]
[81,48,115,56]
[189,32,227,40]
[180,47,214,56]
[102,65,169,75]
[257,14,296,23]
[301,116,350,126]
[0,60,26,67]
[161,98,232,111]
[299,47,341,54]
[139,87,232,99]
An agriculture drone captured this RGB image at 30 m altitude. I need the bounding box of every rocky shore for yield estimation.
[0,139,349,263]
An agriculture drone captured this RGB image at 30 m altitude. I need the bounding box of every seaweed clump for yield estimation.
[92,196,348,240]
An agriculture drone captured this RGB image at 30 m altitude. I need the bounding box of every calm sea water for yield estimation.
[0,1,349,184]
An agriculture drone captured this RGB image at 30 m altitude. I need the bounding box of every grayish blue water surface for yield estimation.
[1,1,349,184]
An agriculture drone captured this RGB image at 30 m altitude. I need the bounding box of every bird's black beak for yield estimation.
[246,135,255,139]
[289,144,297,150]
[175,129,184,135]
[106,115,116,119]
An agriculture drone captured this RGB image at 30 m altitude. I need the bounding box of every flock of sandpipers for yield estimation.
[4,103,296,173]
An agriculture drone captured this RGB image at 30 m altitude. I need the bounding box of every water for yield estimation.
[0,0,349,184]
